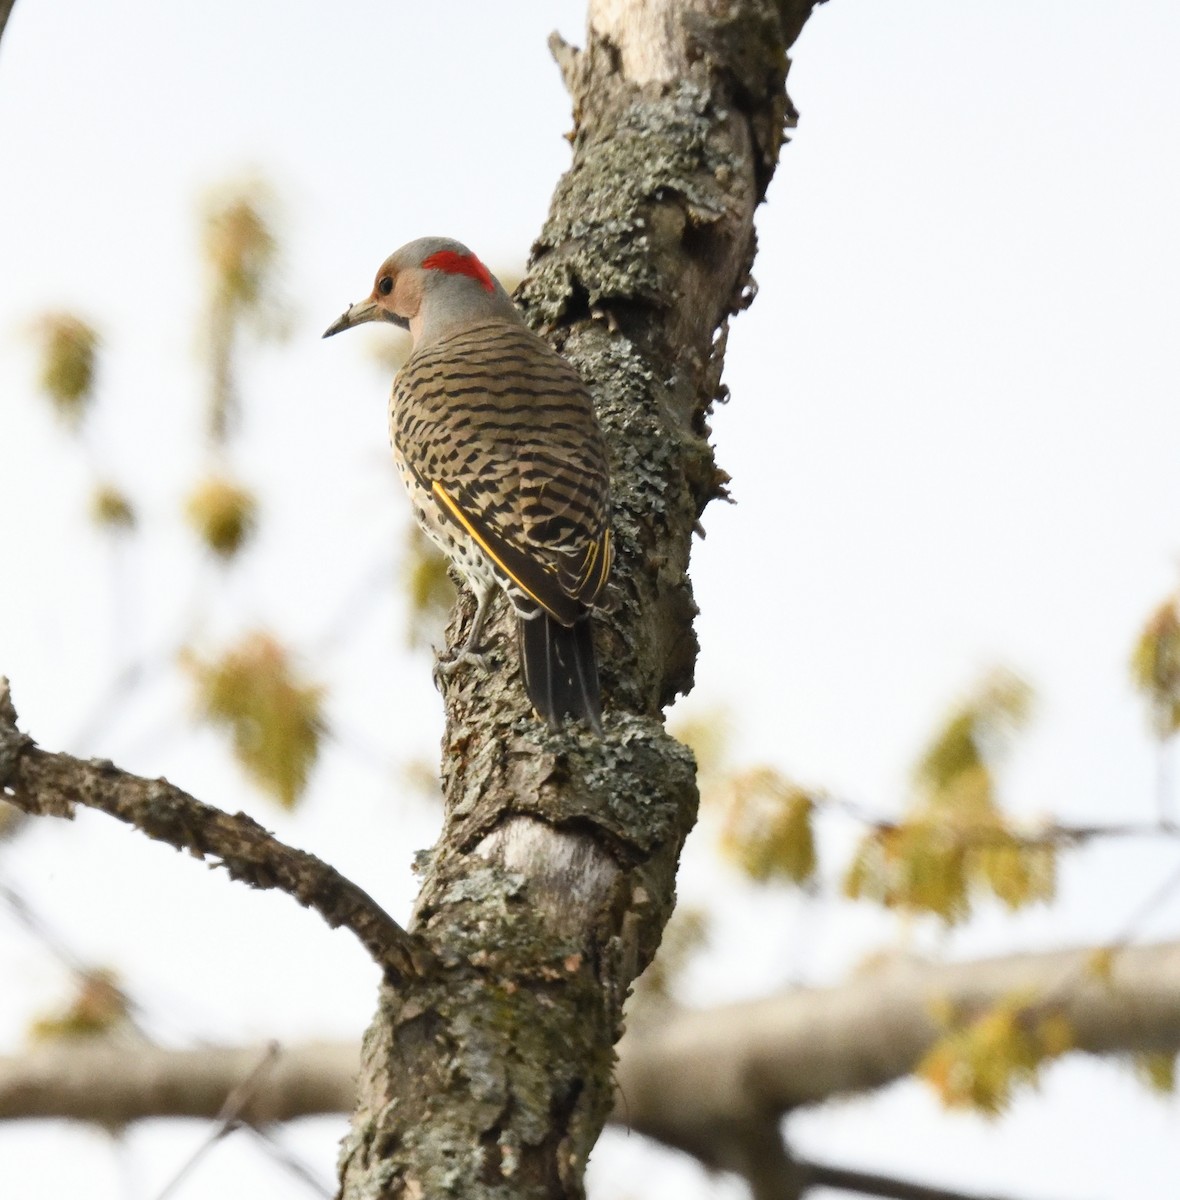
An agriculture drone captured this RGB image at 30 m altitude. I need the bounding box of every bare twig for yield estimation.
[0,881,152,1039]
[1040,857,1180,1011]
[152,1043,282,1200]
[817,791,1180,847]
[0,677,428,980]
[798,1158,1037,1200]
[242,1124,334,1198]
[311,553,397,657]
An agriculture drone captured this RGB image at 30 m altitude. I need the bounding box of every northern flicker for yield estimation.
[323,237,613,733]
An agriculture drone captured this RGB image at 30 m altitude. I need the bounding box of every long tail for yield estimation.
[518,611,603,735]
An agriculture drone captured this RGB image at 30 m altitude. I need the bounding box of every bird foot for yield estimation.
[432,645,491,690]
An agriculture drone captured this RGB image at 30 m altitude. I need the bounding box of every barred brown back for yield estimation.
[391,319,612,625]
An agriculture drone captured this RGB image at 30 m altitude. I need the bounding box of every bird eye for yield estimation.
[378,276,393,296]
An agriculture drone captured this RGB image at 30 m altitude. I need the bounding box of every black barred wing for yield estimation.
[392,320,612,624]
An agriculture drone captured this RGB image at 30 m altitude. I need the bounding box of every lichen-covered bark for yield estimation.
[338,3,817,1198]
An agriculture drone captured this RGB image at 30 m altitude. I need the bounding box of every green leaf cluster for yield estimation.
[33,313,98,426]
[631,907,709,1010]
[1131,1051,1177,1094]
[719,767,817,885]
[201,184,280,319]
[845,670,1054,922]
[185,476,257,560]
[1130,597,1180,737]
[28,969,129,1043]
[403,524,456,649]
[919,994,1073,1115]
[187,633,325,808]
[90,484,136,532]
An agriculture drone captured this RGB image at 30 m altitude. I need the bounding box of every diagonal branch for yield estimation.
[614,940,1180,1157]
[0,677,428,980]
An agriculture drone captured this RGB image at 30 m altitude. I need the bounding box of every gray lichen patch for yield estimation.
[519,78,735,326]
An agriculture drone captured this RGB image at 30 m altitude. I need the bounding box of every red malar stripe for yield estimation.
[421,250,495,293]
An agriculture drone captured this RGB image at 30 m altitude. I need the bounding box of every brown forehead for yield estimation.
[373,256,400,288]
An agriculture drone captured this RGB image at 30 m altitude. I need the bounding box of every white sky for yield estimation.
[2,1,1180,1198]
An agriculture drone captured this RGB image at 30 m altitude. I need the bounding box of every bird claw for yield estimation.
[432,646,491,690]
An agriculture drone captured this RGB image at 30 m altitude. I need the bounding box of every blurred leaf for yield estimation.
[976,829,1056,911]
[630,906,708,1014]
[90,484,135,532]
[844,809,1055,925]
[31,313,99,427]
[402,756,442,803]
[185,476,257,560]
[1087,947,1116,984]
[28,969,130,1042]
[1130,597,1180,737]
[186,632,325,808]
[844,821,969,922]
[669,706,732,784]
[200,180,286,441]
[719,767,817,885]
[846,668,1048,924]
[201,181,281,319]
[403,523,455,649]
[1132,1052,1177,1095]
[919,995,1073,1115]
[915,668,1032,803]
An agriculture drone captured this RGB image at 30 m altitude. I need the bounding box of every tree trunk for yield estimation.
[336,2,815,1197]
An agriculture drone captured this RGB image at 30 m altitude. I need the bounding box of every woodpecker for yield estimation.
[324,237,612,734]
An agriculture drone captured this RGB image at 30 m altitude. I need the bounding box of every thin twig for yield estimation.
[243,1124,334,1198]
[817,791,1180,848]
[311,553,398,657]
[152,1043,282,1200]
[798,1158,1045,1200]
[0,677,428,981]
[0,880,155,1040]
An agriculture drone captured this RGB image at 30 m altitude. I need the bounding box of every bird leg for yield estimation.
[433,581,494,683]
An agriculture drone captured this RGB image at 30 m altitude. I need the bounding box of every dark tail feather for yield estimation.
[518,612,604,734]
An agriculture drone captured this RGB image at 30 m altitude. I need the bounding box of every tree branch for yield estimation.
[5,941,1177,1128]
[0,1040,356,1125]
[0,678,428,981]
[614,941,1180,1158]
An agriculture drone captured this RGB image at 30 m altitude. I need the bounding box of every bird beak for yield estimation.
[322,298,380,338]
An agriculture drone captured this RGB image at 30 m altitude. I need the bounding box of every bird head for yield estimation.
[322,237,519,347]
